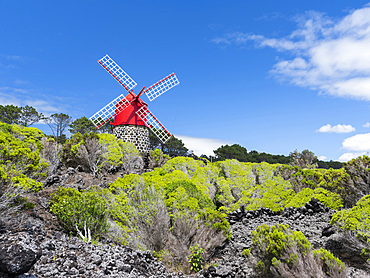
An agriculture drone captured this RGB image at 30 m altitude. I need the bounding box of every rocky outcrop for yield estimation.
[29,233,185,278]
[206,199,369,278]
[0,232,42,277]
[326,231,370,271]
[2,184,369,278]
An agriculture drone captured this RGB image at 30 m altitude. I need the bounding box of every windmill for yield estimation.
[89,54,179,153]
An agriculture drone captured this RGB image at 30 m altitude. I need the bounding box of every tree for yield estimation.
[149,131,162,150]
[162,136,188,157]
[18,105,44,127]
[0,104,22,124]
[69,116,96,135]
[290,149,318,169]
[149,133,188,157]
[0,104,44,126]
[214,144,248,162]
[317,160,343,169]
[46,113,72,143]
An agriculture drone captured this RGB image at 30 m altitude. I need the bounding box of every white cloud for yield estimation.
[342,132,370,151]
[213,5,370,101]
[318,155,327,161]
[0,87,61,115]
[174,134,233,156]
[317,124,355,133]
[338,132,370,161]
[338,152,366,162]
[363,122,370,127]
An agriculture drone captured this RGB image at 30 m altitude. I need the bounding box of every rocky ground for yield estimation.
[200,200,370,278]
[1,168,370,278]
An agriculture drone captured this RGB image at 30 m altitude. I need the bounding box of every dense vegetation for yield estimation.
[248,224,346,277]
[1,119,369,275]
[202,144,343,169]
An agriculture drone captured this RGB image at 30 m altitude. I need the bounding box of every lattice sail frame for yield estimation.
[89,94,131,128]
[136,106,172,144]
[144,73,179,101]
[98,55,137,93]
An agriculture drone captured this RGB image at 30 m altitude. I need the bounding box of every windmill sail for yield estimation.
[136,106,172,143]
[89,94,131,128]
[98,55,137,93]
[144,73,179,101]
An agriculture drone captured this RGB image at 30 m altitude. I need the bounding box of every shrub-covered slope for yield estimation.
[1,123,370,277]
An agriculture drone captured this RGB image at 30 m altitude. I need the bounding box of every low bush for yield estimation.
[148,149,170,169]
[250,224,346,277]
[313,248,346,277]
[50,186,109,240]
[188,244,205,272]
[286,187,342,210]
[331,194,370,242]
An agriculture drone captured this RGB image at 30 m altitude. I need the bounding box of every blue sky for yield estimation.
[1,1,370,161]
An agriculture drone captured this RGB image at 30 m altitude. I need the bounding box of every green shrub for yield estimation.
[162,156,205,178]
[0,123,47,194]
[238,178,295,212]
[50,186,109,239]
[9,195,34,210]
[331,194,370,242]
[251,224,311,265]
[290,168,350,203]
[286,187,342,210]
[242,248,251,257]
[191,163,220,200]
[107,164,230,271]
[11,174,43,192]
[250,224,346,277]
[313,248,346,275]
[188,244,205,272]
[215,160,295,213]
[148,149,170,168]
[165,180,215,211]
[0,123,47,178]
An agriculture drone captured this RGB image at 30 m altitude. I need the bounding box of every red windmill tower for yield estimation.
[89,54,180,153]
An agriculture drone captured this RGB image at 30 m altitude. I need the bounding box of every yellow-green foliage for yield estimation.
[108,173,168,246]
[251,224,345,276]
[161,156,205,178]
[62,132,139,172]
[291,168,350,198]
[239,178,295,212]
[149,149,170,168]
[254,162,280,184]
[107,157,231,247]
[218,160,256,201]
[50,186,109,239]
[344,155,370,177]
[98,133,139,169]
[0,123,47,191]
[191,163,219,199]
[286,187,343,210]
[252,224,311,262]
[11,174,43,192]
[188,244,205,272]
[0,123,47,176]
[331,194,370,241]
[165,180,215,213]
[313,248,346,275]
[215,160,295,213]
[98,133,122,166]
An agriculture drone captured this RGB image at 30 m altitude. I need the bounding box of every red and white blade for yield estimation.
[144,73,179,101]
[98,55,137,93]
[89,94,131,128]
[136,106,172,143]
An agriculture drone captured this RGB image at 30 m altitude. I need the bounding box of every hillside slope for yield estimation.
[0,123,369,277]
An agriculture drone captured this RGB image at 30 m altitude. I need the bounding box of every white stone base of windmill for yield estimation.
[113,125,150,154]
